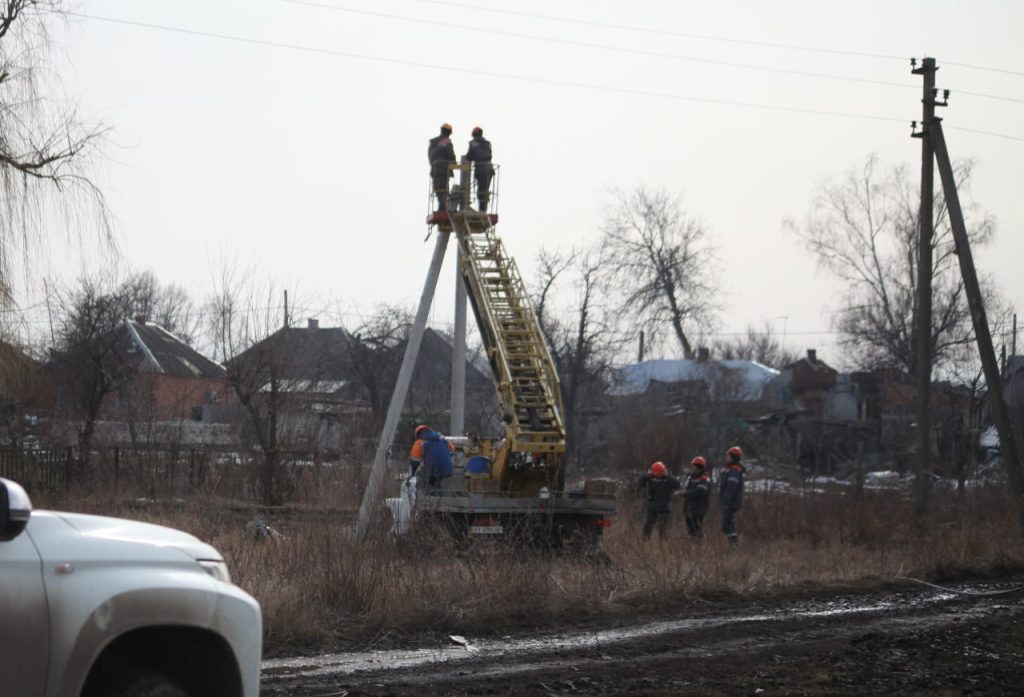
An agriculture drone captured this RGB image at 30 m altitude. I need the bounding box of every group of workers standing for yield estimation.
[639,446,746,545]
[428,122,494,213]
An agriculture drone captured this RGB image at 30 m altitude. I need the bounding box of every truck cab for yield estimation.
[0,478,262,697]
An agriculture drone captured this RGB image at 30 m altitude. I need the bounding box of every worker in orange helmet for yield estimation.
[409,424,455,494]
[682,456,711,538]
[639,460,681,540]
[719,446,746,545]
[428,123,456,212]
[464,126,494,212]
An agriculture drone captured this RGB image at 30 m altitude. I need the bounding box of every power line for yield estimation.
[409,0,1024,77]
[70,12,908,126]
[952,89,1024,105]
[945,124,1024,143]
[283,1,1024,108]
[282,0,919,92]
[402,0,908,62]
[943,60,1024,78]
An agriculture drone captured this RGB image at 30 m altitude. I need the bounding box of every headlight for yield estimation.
[199,560,232,584]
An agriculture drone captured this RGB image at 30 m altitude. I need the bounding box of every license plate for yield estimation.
[469,524,504,535]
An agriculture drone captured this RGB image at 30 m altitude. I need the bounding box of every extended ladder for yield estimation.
[450,212,565,454]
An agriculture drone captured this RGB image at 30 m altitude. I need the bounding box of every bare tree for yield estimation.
[1,2,109,303]
[51,275,140,466]
[122,271,200,346]
[533,245,623,461]
[789,155,996,377]
[601,187,717,359]
[340,304,410,428]
[206,268,300,505]
[713,323,800,368]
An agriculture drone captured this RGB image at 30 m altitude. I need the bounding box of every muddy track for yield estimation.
[261,581,1024,696]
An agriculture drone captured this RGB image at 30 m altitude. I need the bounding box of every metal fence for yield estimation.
[0,448,69,496]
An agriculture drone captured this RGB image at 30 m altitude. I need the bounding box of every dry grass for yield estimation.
[41,484,1024,655]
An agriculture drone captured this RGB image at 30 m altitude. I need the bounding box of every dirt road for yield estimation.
[261,580,1024,696]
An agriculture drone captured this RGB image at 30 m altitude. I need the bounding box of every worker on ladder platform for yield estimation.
[465,126,494,212]
[428,123,456,212]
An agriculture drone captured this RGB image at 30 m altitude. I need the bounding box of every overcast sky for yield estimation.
[28,0,1024,367]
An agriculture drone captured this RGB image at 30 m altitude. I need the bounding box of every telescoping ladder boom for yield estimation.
[448,211,566,493]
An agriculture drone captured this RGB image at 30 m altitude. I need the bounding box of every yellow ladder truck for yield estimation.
[356,159,616,549]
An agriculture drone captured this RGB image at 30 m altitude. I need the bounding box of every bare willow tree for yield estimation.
[601,187,717,359]
[1,1,109,302]
[533,244,623,462]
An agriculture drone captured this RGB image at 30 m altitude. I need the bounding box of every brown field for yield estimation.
[38,480,1024,657]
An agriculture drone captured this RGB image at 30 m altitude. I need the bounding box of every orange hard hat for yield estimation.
[690,456,707,468]
[650,461,667,476]
[415,424,430,437]
[727,446,743,460]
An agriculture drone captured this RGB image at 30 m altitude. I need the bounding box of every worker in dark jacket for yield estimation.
[464,126,494,212]
[719,446,746,545]
[683,456,711,538]
[428,123,456,212]
[409,424,455,494]
[639,461,681,540]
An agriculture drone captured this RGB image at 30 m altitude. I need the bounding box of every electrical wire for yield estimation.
[282,0,1024,107]
[281,0,919,92]
[952,89,1024,105]
[69,12,908,126]
[942,61,1024,78]
[401,0,909,62]
[945,124,1024,143]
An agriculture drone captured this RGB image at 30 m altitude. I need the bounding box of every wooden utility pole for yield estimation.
[930,119,1024,533]
[911,57,941,531]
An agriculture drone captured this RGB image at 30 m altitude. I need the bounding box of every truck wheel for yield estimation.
[98,671,190,697]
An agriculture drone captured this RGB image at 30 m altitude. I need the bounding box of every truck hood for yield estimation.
[52,511,221,562]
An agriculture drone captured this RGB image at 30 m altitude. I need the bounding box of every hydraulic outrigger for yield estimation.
[355,158,616,546]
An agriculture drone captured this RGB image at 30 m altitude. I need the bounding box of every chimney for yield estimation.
[697,347,710,362]
[307,318,319,330]
[807,349,817,363]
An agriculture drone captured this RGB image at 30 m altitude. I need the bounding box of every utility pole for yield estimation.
[283,290,289,329]
[355,230,452,541]
[911,56,942,532]
[930,118,1024,533]
[1014,313,1018,362]
[450,159,471,438]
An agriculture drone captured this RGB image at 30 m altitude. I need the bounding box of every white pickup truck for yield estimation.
[0,478,262,697]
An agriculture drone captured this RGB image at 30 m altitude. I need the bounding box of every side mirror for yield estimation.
[0,478,32,541]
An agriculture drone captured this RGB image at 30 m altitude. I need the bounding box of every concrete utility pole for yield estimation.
[355,230,451,541]
[451,250,467,437]
[911,57,942,530]
[450,160,471,438]
[930,119,1024,534]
